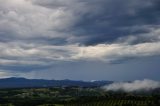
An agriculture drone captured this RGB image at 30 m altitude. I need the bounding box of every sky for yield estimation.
[0,0,160,81]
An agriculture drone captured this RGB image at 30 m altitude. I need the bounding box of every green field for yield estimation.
[64,99,155,106]
[0,87,159,106]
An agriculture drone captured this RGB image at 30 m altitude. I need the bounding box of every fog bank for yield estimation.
[102,79,160,92]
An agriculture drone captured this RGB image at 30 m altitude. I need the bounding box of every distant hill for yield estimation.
[0,77,113,88]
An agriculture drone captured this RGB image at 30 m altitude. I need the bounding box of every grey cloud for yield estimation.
[68,0,160,45]
[0,40,160,70]
[0,0,160,45]
[0,0,76,42]
[116,25,160,45]
[0,0,160,77]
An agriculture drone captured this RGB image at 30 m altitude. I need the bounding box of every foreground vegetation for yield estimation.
[0,87,159,106]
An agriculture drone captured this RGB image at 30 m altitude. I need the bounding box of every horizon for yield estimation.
[0,77,159,83]
[0,0,160,81]
[0,76,117,82]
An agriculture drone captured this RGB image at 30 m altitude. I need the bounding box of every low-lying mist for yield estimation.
[102,79,160,92]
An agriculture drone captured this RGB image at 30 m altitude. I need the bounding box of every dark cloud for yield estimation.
[69,0,160,45]
[0,0,160,45]
[29,0,160,45]
[0,0,160,79]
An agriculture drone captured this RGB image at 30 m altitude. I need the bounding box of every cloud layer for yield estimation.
[0,0,160,78]
[102,79,160,92]
[0,0,160,44]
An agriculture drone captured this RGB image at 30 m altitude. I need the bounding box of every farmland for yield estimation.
[0,87,159,106]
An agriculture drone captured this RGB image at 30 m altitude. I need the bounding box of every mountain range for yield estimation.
[0,77,113,88]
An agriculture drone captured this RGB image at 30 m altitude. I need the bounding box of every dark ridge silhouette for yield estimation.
[0,77,113,88]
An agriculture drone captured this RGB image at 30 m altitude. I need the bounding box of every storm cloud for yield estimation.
[0,0,160,79]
